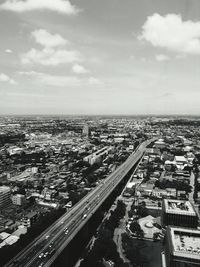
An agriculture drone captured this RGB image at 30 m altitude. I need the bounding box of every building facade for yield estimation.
[162,226,200,267]
[162,199,198,228]
[12,194,26,206]
[0,186,11,208]
[82,124,90,138]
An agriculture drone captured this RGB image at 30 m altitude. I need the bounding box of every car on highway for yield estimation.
[39,253,44,258]
[43,252,48,258]
[38,263,44,267]
[82,214,87,219]
[64,227,69,234]
[48,242,54,248]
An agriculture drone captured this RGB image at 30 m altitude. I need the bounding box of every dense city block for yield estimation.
[0,116,200,267]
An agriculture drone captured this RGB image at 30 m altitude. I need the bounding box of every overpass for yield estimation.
[5,139,155,267]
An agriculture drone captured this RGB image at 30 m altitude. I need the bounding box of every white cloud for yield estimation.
[139,13,200,55]
[21,29,82,66]
[19,71,103,87]
[18,71,37,75]
[5,49,12,53]
[0,0,78,15]
[32,29,68,48]
[155,54,170,61]
[18,71,80,87]
[88,77,102,86]
[0,73,10,82]
[72,64,89,74]
[0,73,17,84]
[21,47,81,66]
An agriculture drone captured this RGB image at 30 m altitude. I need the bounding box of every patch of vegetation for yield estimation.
[80,200,126,267]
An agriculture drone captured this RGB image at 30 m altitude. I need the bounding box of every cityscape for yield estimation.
[1,0,200,267]
[0,116,200,267]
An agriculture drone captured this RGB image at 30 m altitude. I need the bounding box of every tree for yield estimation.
[137,202,148,218]
[80,200,126,267]
[130,221,144,238]
[153,232,160,241]
[121,233,147,267]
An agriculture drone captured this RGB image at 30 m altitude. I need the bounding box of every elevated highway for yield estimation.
[5,139,155,267]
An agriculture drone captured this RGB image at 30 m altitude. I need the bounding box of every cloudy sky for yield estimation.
[0,0,200,115]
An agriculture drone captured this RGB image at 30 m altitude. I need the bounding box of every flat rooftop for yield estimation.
[163,199,196,216]
[169,227,200,260]
[0,186,10,193]
[175,156,187,163]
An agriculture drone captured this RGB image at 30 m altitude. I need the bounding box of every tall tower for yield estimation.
[82,124,90,138]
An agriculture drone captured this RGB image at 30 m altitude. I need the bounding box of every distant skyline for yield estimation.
[0,0,200,115]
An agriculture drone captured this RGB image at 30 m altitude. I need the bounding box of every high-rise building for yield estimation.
[162,226,200,267]
[161,199,198,228]
[0,186,11,208]
[82,124,90,138]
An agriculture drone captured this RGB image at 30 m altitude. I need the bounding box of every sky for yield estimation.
[0,0,200,115]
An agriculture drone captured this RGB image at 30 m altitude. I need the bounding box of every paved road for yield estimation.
[5,139,155,267]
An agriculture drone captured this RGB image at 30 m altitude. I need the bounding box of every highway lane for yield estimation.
[7,141,148,267]
[31,200,100,267]
[6,176,112,267]
[27,173,125,267]
[35,172,128,267]
[26,143,147,267]
[7,174,109,266]
[6,186,103,267]
[15,184,107,267]
[26,140,150,267]
[5,139,154,267]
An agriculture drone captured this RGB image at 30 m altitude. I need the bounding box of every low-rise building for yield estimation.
[83,146,113,165]
[12,194,26,206]
[152,188,168,199]
[174,156,188,170]
[154,139,166,149]
[21,211,37,228]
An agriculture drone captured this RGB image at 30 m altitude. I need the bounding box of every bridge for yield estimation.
[5,139,155,267]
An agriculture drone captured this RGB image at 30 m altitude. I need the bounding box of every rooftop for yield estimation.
[175,156,187,162]
[24,211,37,219]
[163,199,196,216]
[169,227,200,260]
[0,186,10,193]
